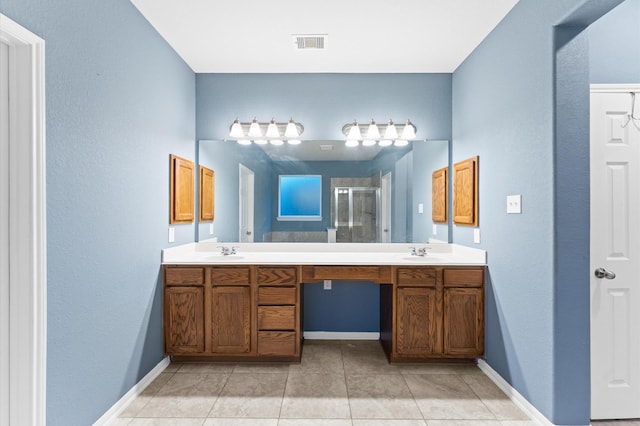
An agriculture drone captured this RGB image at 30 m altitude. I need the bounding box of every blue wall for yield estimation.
[0,1,196,424]
[589,0,640,83]
[452,0,623,424]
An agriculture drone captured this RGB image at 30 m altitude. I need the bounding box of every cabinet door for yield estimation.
[444,287,484,356]
[211,286,251,354]
[396,287,438,355]
[164,286,204,354]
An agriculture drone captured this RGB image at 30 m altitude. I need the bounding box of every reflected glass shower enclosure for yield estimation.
[333,187,380,243]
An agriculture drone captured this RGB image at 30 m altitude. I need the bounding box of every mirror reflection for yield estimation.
[197,139,450,243]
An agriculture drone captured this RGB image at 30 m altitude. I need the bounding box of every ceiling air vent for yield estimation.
[293,34,328,50]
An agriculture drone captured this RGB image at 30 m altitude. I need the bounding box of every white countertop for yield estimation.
[162,242,486,266]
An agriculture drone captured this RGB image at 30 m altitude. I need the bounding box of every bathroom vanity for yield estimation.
[162,243,486,363]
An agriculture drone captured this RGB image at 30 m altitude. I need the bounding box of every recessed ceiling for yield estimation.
[131,0,519,73]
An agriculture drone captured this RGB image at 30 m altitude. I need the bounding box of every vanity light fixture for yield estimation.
[341,118,417,147]
[229,117,304,146]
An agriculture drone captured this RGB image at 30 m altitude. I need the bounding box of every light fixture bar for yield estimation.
[342,118,417,148]
[229,118,304,141]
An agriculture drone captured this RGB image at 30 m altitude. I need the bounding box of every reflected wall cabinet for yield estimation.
[170,154,195,224]
[199,165,215,222]
[432,166,448,224]
[453,156,479,226]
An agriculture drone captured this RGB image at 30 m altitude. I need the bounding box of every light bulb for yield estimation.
[383,120,398,140]
[345,140,359,147]
[254,139,267,145]
[346,120,362,140]
[229,118,244,138]
[284,118,300,138]
[362,140,376,146]
[248,118,262,138]
[367,119,380,139]
[394,139,409,147]
[400,120,416,140]
[270,139,284,146]
[287,139,301,145]
[237,139,251,145]
[378,139,392,147]
[266,118,280,138]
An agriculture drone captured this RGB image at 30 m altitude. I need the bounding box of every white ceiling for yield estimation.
[131,0,519,73]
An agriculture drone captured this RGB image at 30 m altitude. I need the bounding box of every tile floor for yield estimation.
[113,340,540,426]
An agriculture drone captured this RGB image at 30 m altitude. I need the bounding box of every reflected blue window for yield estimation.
[278,175,322,221]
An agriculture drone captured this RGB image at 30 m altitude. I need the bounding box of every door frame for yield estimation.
[590,83,640,420]
[238,163,254,242]
[0,14,47,426]
[380,172,392,243]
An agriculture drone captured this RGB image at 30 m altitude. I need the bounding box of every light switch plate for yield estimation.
[324,280,332,290]
[432,224,438,235]
[168,227,175,243]
[473,228,481,244]
[507,194,522,214]
[418,203,424,214]
[209,223,214,234]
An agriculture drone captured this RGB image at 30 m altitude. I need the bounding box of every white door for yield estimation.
[380,172,392,243]
[0,39,11,426]
[590,86,640,420]
[239,164,254,243]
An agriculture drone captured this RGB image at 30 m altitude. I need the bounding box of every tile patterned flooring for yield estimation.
[113,340,540,426]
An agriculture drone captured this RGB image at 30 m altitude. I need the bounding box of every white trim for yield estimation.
[93,357,170,426]
[303,331,380,340]
[478,359,561,426]
[0,13,47,426]
[590,83,640,93]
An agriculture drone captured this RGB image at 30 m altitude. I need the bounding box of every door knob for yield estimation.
[246,231,252,235]
[594,267,616,279]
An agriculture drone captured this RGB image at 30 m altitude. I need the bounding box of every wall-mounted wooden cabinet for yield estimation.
[199,165,214,222]
[453,156,479,226]
[170,154,194,224]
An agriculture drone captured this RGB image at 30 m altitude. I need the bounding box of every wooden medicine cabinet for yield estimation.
[170,154,195,224]
[453,156,479,226]
[432,166,448,223]
[199,166,215,221]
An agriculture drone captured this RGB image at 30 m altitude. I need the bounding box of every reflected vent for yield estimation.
[293,34,328,50]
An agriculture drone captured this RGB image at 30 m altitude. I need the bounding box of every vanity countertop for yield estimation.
[162,242,486,266]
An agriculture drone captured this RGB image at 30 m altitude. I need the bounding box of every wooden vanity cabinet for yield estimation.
[163,267,206,354]
[392,266,485,361]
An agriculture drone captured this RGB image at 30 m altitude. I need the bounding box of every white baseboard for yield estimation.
[478,359,575,426]
[303,331,380,340]
[93,357,170,425]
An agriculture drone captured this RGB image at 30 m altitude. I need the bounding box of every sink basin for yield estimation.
[197,254,245,261]
[399,256,445,262]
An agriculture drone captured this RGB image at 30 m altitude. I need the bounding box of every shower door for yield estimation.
[334,187,379,243]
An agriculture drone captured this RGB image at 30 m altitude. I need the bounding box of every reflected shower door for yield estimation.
[334,187,379,243]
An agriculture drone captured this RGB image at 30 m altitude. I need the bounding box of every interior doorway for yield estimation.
[238,163,255,242]
[380,172,392,243]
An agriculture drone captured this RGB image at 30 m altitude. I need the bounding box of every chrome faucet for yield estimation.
[218,246,239,256]
[410,246,429,257]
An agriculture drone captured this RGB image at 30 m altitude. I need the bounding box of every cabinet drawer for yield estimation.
[210,267,250,285]
[258,267,297,285]
[258,306,296,330]
[258,331,297,356]
[258,286,297,305]
[443,268,484,287]
[165,267,205,285]
[397,267,437,286]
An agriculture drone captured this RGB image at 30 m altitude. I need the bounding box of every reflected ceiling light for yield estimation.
[287,139,301,145]
[345,140,359,147]
[229,118,244,138]
[266,118,280,138]
[362,139,376,147]
[270,139,284,146]
[378,139,393,147]
[367,119,380,139]
[383,119,398,140]
[237,139,252,145]
[228,118,304,145]
[394,139,409,147]
[248,118,262,138]
[345,120,362,140]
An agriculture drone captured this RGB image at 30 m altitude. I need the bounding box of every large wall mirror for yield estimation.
[197,139,451,243]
